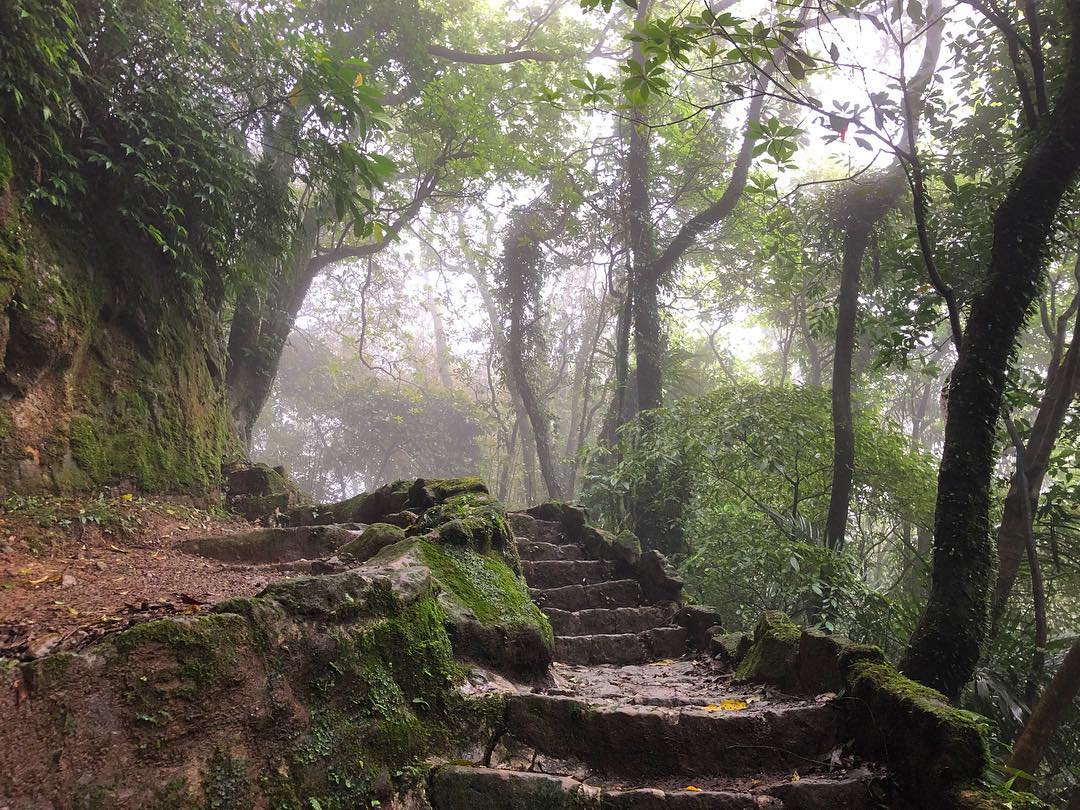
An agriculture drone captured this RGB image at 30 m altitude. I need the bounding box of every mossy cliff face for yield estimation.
[0,539,518,808]
[0,161,235,494]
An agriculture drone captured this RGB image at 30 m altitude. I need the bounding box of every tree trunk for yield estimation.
[825,224,868,550]
[625,0,659,420]
[226,207,323,448]
[501,207,566,500]
[824,3,943,551]
[425,284,454,388]
[564,289,607,497]
[521,425,537,506]
[903,3,1080,698]
[599,282,634,448]
[990,296,1080,629]
[1008,640,1080,788]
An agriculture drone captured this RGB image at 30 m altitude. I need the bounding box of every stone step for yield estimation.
[516,540,586,561]
[530,579,643,611]
[522,559,615,588]
[554,626,689,665]
[545,605,677,636]
[556,633,647,665]
[504,693,843,778]
[509,513,564,544]
[429,765,889,809]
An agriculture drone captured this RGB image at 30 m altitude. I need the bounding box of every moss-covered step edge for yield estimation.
[727,611,1048,808]
[0,536,548,808]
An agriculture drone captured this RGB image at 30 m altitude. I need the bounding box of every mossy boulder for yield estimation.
[711,631,752,668]
[418,538,552,674]
[845,658,989,798]
[734,611,801,689]
[223,461,308,523]
[291,477,489,528]
[411,492,515,564]
[338,522,406,562]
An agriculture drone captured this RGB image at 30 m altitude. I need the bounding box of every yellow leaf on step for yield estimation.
[791,771,800,782]
[685,786,702,792]
[650,658,676,666]
[703,699,748,712]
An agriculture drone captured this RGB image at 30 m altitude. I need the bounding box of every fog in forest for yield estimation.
[2,0,1080,803]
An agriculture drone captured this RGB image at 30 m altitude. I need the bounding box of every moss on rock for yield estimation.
[734,611,801,689]
[293,477,489,528]
[845,658,989,796]
[338,522,406,562]
[0,217,233,495]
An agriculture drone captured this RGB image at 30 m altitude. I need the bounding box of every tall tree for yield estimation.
[824,0,944,550]
[902,0,1080,699]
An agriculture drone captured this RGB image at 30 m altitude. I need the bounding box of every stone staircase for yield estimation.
[422,510,904,809]
[514,512,691,666]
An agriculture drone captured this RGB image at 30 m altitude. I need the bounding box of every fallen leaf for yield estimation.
[107,545,129,554]
[650,658,676,666]
[29,574,60,586]
[703,699,748,712]
[121,493,133,502]
[685,786,702,792]
[791,771,800,782]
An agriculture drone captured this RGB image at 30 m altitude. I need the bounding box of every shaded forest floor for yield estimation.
[0,495,285,660]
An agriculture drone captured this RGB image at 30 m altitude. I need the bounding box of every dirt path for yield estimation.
[0,496,295,659]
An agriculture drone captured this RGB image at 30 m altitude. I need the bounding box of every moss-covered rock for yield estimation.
[734,611,801,689]
[338,522,406,562]
[845,658,989,797]
[795,628,864,695]
[412,492,515,566]
[0,218,237,494]
[709,631,752,669]
[223,461,308,523]
[419,538,553,674]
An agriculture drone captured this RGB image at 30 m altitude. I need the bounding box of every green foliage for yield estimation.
[584,383,936,648]
[0,0,392,288]
[0,0,80,174]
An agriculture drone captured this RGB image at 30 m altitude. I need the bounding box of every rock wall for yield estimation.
[0,143,236,494]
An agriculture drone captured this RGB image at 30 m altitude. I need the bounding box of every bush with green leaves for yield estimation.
[1,0,392,287]
[583,383,936,651]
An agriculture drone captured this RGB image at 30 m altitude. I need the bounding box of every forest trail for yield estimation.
[429,514,893,808]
